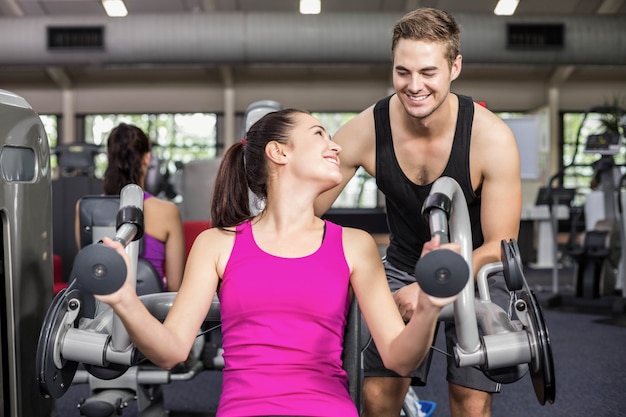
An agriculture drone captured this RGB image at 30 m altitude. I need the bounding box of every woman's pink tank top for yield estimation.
[217,220,357,417]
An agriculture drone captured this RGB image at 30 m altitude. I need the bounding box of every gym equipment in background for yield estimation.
[37,184,218,417]
[546,105,626,302]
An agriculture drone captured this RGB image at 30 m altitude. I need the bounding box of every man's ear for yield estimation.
[450,54,462,81]
[265,141,287,164]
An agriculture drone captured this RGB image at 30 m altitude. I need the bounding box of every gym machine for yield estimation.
[548,105,626,300]
[37,184,220,416]
[36,102,555,416]
[0,89,55,416]
[417,176,556,405]
[36,182,366,416]
[38,184,555,415]
[615,172,626,309]
[36,101,351,417]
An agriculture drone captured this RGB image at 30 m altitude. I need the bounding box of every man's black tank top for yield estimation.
[375,94,483,274]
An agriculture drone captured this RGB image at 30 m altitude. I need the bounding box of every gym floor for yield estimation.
[55,265,626,417]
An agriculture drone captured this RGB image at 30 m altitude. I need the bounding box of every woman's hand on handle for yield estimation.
[421,234,460,257]
[393,235,461,320]
[94,237,137,306]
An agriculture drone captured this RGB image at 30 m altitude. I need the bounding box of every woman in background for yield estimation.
[76,123,185,291]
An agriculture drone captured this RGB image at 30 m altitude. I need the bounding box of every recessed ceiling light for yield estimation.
[300,0,321,15]
[494,0,519,16]
[102,0,128,17]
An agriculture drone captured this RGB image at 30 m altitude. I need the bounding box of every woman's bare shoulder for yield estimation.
[187,226,237,273]
[340,226,379,260]
[145,196,179,214]
[192,226,236,250]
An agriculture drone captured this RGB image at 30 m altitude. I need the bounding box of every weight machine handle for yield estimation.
[420,177,481,353]
[427,208,450,245]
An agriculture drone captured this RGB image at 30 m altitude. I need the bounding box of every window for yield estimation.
[312,111,531,209]
[40,115,59,148]
[83,113,218,179]
[312,112,378,209]
[561,110,625,205]
[39,114,59,172]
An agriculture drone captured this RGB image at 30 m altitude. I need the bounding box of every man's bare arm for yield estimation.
[471,107,522,277]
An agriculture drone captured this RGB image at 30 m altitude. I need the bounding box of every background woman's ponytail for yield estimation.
[103,123,151,195]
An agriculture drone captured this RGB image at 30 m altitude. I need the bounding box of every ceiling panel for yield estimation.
[15,0,46,15]
[0,0,624,90]
[3,0,625,17]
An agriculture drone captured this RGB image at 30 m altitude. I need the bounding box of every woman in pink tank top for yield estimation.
[97,109,459,416]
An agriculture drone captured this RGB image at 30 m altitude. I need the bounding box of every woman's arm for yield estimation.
[74,200,82,251]
[163,202,185,291]
[345,228,456,375]
[98,228,225,369]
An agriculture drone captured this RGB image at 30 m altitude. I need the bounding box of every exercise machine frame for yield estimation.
[419,176,556,406]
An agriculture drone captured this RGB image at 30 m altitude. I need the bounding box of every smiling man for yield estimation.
[314,8,522,417]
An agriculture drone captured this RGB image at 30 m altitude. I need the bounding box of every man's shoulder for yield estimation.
[334,104,377,142]
[472,104,513,139]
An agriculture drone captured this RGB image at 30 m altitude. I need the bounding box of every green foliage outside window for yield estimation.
[84,113,218,179]
[561,111,626,206]
[43,109,549,210]
[312,112,378,209]
[39,115,58,172]
[311,111,526,209]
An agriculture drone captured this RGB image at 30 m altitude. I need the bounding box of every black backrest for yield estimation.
[52,176,103,282]
[77,194,163,296]
[77,195,120,249]
[342,297,364,412]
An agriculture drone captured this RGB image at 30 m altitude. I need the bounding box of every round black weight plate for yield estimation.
[84,363,130,380]
[73,244,127,295]
[414,249,469,298]
[522,290,556,405]
[501,240,525,291]
[36,288,82,398]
